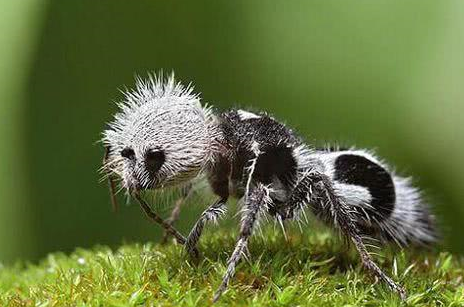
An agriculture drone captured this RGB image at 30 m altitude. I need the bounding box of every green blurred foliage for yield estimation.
[0,0,463,263]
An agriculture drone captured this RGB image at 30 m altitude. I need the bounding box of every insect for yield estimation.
[101,73,437,302]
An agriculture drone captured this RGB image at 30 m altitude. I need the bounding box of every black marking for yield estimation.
[253,146,297,186]
[252,146,297,216]
[121,147,135,159]
[334,154,395,220]
[145,149,165,174]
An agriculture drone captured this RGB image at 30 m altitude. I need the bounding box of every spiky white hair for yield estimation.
[102,73,220,191]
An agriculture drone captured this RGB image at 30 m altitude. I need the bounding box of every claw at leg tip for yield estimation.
[212,292,221,303]
[399,288,407,301]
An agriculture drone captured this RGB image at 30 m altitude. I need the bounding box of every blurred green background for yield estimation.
[1,0,463,263]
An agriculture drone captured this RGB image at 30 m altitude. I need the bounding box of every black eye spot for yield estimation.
[121,147,135,159]
[145,149,165,173]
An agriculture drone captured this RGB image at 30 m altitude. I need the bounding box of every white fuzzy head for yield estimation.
[102,73,218,192]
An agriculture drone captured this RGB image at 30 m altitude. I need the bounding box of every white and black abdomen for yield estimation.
[316,149,436,245]
[333,153,396,222]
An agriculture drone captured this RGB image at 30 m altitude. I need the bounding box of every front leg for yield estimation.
[213,183,272,302]
[185,198,227,257]
[134,193,200,258]
[285,171,407,299]
[162,184,193,243]
[185,153,230,258]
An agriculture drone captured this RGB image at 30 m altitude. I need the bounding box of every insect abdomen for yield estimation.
[333,153,395,221]
[318,150,436,245]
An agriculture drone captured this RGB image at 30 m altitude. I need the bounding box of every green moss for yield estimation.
[1,228,463,306]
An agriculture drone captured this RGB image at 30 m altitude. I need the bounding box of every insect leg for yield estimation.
[286,171,407,299]
[350,230,407,300]
[185,198,227,258]
[162,184,194,243]
[213,183,270,302]
[133,193,200,258]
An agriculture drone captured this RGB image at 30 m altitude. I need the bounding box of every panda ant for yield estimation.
[101,73,437,302]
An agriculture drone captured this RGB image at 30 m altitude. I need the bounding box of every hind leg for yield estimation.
[284,171,407,299]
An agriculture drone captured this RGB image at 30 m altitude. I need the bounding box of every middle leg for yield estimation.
[185,198,228,257]
[213,183,272,302]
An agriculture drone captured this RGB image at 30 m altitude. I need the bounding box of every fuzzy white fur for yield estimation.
[102,73,220,190]
[304,149,437,245]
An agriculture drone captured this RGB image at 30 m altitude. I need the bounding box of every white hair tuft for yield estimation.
[102,72,221,191]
